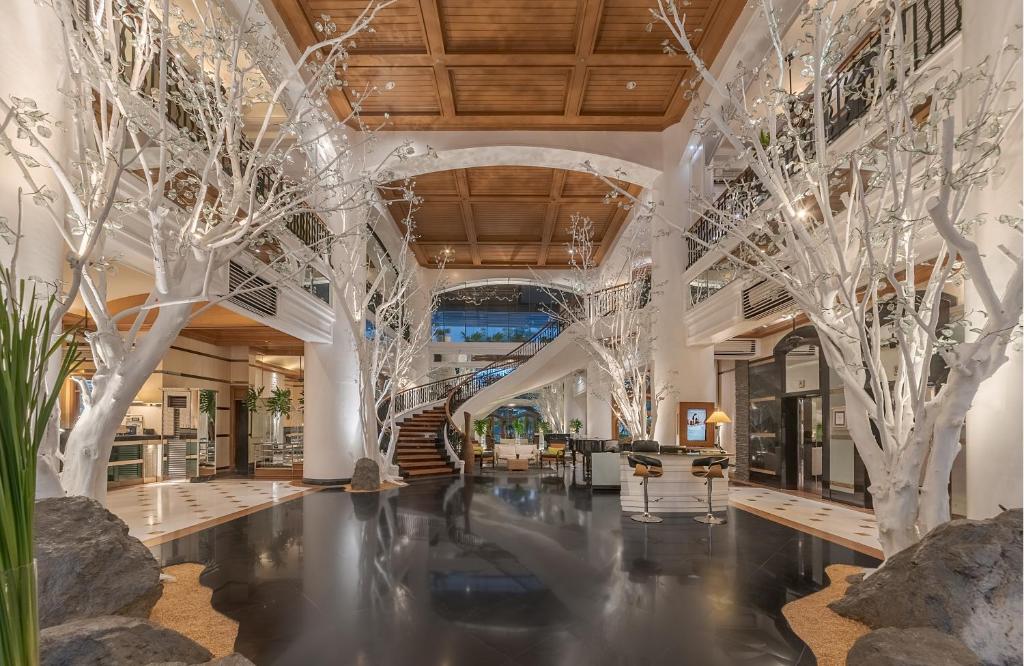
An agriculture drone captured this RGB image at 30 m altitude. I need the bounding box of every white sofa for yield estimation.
[494,443,538,466]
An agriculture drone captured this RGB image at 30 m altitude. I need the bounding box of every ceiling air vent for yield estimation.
[229,261,278,318]
[742,279,793,320]
[714,338,758,358]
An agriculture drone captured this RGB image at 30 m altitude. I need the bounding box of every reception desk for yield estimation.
[619,451,730,514]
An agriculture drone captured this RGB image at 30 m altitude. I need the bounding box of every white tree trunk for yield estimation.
[36,411,66,499]
[61,303,192,503]
[871,477,921,558]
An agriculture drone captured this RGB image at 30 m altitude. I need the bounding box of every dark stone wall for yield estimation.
[734,360,750,481]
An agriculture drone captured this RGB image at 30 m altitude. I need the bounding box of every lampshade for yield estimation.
[706,410,732,425]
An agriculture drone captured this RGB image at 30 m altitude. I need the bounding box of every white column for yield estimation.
[0,1,69,284]
[564,375,586,435]
[303,296,366,483]
[650,139,716,448]
[962,0,1024,518]
[585,363,613,440]
[1,3,73,498]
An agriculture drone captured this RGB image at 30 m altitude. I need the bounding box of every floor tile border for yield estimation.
[141,485,321,548]
[730,499,883,560]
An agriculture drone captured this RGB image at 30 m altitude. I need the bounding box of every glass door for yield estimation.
[796,395,824,495]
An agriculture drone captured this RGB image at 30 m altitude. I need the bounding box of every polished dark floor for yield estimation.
[154,471,879,666]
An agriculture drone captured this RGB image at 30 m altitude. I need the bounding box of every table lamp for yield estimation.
[706,410,732,451]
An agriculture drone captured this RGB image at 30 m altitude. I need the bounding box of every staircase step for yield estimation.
[395,452,444,460]
[403,466,456,477]
[398,460,449,469]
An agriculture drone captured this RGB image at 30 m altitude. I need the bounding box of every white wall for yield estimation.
[962,0,1024,519]
[0,2,70,286]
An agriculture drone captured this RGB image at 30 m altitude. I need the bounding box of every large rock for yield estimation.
[830,509,1022,665]
[847,627,980,666]
[150,654,256,666]
[40,616,211,666]
[35,496,162,628]
[351,457,381,491]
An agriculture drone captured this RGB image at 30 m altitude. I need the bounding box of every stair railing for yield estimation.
[441,318,565,460]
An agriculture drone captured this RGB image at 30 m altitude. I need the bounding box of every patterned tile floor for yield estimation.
[107,478,308,544]
[729,485,882,555]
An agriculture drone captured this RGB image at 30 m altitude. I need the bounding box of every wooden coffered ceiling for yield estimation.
[383,165,643,268]
[272,0,745,130]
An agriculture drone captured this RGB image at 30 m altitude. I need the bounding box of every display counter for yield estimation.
[619,450,731,514]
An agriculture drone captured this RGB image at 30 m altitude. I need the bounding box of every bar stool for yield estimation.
[627,454,664,524]
[691,456,729,525]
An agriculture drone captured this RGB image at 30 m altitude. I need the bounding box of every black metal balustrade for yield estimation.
[686,0,963,282]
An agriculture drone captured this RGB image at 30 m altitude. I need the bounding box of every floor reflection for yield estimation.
[153,472,878,665]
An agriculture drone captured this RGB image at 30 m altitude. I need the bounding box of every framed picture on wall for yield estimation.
[831,407,848,434]
[678,402,715,447]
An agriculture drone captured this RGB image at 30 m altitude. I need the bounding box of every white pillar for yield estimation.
[1,3,73,498]
[962,0,1024,518]
[303,317,364,484]
[585,363,613,440]
[0,1,69,284]
[650,137,716,448]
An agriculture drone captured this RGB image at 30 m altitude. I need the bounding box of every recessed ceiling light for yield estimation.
[384,80,395,90]
[625,80,638,91]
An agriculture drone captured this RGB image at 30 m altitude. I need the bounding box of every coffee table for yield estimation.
[507,457,529,472]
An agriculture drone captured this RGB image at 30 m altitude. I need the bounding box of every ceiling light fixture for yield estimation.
[625,80,638,91]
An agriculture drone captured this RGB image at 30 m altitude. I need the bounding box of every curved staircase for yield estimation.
[393,406,458,479]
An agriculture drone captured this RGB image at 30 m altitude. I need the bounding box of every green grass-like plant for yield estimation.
[0,268,81,665]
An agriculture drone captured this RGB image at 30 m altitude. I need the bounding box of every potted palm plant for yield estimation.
[537,419,551,447]
[511,417,527,444]
[569,418,583,437]
[472,419,488,447]
[198,389,216,443]
[245,385,264,437]
[1,268,81,665]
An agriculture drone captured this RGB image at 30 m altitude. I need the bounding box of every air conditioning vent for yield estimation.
[229,261,278,318]
[742,280,793,320]
[714,338,758,358]
[165,395,188,409]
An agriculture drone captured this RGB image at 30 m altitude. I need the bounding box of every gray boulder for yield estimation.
[351,457,381,491]
[831,509,1022,665]
[40,616,211,666]
[149,654,256,666]
[847,627,980,666]
[34,496,162,628]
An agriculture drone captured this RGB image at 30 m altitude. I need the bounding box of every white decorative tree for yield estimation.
[543,214,664,443]
[1,0,396,501]
[534,381,566,434]
[322,200,446,484]
[649,0,1022,556]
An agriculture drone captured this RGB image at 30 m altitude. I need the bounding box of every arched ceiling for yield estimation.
[383,165,643,268]
[271,0,745,131]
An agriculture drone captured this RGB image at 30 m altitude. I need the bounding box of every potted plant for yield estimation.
[266,387,292,446]
[198,389,217,442]
[434,328,450,342]
[569,418,583,436]
[0,268,81,665]
[511,417,527,443]
[245,385,264,436]
[537,419,551,447]
[472,419,488,447]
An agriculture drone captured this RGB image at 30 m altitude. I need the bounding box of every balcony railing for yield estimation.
[686,0,963,290]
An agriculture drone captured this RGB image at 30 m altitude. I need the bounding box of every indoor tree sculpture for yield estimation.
[1,0,398,501]
[544,215,664,445]
[645,0,1022,556]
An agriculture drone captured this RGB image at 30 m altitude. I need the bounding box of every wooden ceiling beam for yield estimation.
[343,53,688,68]
[454,169,481,266]
[565,0,605,118]
[268,0,355,120]
[538,170,568,266]
[417,0,457,117]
